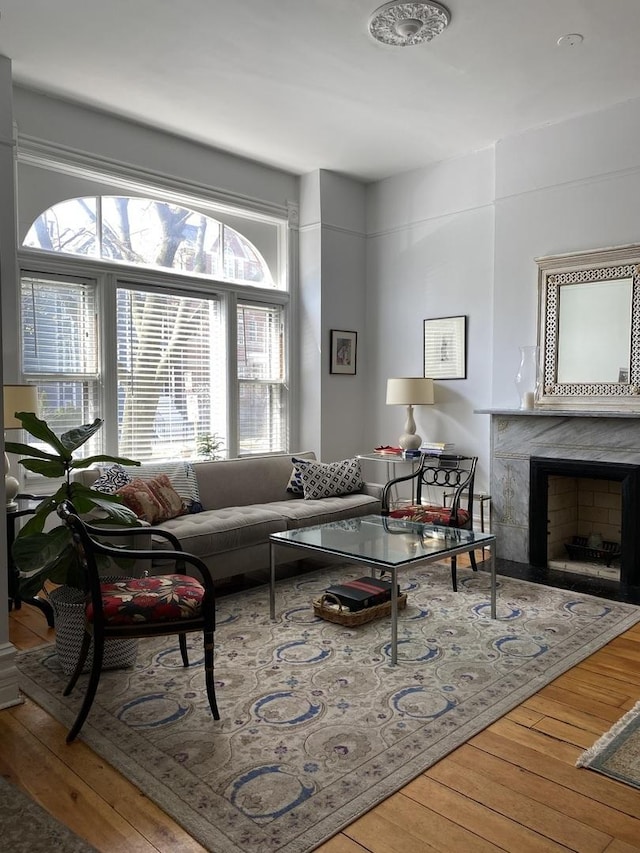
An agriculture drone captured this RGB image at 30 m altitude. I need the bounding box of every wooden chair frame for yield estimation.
[381,454,479,591]
[57,502,219,743]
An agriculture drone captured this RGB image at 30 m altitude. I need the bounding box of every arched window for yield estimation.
[19,195,289,463]
[23,196,274,287]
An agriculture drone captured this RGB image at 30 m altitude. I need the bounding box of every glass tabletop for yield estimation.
[270,514,495,568]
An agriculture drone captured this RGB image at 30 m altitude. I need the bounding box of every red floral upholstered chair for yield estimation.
[57,502,220,743]
[381,454,479,591]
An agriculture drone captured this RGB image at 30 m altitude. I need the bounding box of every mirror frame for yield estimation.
[536,243,640,411]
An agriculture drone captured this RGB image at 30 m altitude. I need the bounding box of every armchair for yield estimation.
[57,502,220,743]
[381,454,479,591]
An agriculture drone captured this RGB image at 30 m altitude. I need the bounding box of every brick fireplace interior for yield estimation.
[529,456,640,588]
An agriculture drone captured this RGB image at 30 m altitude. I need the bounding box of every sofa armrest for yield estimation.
[362,481,384,500]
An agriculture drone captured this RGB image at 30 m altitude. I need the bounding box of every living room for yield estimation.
[2,2,640,851]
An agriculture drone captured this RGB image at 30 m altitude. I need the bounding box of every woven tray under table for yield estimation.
[313,592,408,626]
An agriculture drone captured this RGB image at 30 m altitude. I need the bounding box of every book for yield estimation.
[324,576,400,611]
[420,441,454,450]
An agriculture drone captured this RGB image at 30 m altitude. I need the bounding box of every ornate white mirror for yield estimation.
[536,243,640,410]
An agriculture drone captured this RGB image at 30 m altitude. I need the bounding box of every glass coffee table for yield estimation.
[269,514,497,665]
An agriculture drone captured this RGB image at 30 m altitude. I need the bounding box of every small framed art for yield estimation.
[423,315,467,380]
[330,329,357,375]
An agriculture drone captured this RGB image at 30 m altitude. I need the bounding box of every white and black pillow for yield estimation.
[298,458,363,500]
[286,457,311,495]
[92,464,133,494]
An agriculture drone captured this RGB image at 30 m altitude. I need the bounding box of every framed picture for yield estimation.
[423,315,467,380]
[330,329,357,375]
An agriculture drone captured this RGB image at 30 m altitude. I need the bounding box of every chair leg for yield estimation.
[469,549,478,572]
[203,631,220,721]
[63,630,92,697]
[66,636,104,744]
[450,556,458,592]
[179,632,189,667]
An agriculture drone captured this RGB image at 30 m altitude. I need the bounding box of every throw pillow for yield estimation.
[286,456,311,495]
[298,457,363,500]
[145,474,186,522]
[119,461,203,512]
[92,464,133,494]
[116,479,165,524]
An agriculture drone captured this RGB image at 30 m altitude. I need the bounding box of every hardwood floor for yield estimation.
[3,591,640,853]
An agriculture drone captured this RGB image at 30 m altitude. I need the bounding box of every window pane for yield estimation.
[20,275,100,460]
[224,225,273,287]
[237,303,286,454]
[102,197,223,277]
[23,198,98,257]
[22,277,97,375]
[117,286,225,461]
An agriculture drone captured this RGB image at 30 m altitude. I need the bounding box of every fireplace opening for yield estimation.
[529,457,640,587]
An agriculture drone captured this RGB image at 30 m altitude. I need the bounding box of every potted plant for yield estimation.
[6,412,141,673]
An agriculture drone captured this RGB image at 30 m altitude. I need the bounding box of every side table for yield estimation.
[7,494,55,627]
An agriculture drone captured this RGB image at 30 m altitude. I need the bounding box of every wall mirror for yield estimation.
[536,243,640,410]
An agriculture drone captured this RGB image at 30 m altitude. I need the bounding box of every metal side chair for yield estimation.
[57,501,220,743]
[380,454,479,592]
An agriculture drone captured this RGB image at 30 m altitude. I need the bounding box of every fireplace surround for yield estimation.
[478,409,640,589]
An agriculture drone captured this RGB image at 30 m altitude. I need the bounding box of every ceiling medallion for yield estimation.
[368,1,451,47]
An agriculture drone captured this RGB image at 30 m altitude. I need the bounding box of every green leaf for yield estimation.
[19,459,66,478]
[70,454,141,470]
[19,541,83,598]
[3,442,59,461]
[60,419,104,452]
[11,412,68,457]
[13,525,71,574]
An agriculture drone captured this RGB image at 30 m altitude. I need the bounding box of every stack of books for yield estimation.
[420,441,454,454]
[324,576,399,611]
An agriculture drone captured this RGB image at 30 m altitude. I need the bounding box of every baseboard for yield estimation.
[0,641,23,709]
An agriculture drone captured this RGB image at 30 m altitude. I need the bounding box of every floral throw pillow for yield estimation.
[116,479,165,524]
[145,474,186,522]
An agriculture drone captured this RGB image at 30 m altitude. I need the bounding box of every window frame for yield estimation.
[17,246,291,462]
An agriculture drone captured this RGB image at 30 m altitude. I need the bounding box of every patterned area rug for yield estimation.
[0,775,97,852]
[577,699,640,789]
[17,564,640,853]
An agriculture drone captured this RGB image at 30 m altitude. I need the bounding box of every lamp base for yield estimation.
[5,473,19,510]
[399,433,422,450]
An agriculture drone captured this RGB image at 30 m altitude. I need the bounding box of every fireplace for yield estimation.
[479,408,640,592]
[529,457,640,586]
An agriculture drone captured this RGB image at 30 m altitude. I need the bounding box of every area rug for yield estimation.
[577,699,640,789]
[17,564,640,853]
[0,775,97,852]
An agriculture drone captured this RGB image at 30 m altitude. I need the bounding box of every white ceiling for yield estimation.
[1,0,640,182]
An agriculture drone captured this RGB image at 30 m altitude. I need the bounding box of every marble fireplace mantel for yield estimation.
[475,408,640,570]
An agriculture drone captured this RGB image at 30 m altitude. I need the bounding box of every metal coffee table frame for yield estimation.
[269,514,497,666]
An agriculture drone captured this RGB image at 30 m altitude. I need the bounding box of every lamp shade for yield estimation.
[386,377,434,406]
[3,384,39,429]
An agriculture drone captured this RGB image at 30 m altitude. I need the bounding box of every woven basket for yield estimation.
[313,592,408,626]
[47,584,139,676]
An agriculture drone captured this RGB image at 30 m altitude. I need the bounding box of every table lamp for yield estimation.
[386,377,434,450]
[4,384,39,509]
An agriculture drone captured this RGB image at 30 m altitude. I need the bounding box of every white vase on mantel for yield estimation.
[514,345,541,410]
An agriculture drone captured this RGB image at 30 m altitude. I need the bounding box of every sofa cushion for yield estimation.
[155,505,287,556]
[273,493,380,528]
[295,457,364,500]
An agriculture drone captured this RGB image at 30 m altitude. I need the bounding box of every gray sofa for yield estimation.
[75,452,382,582]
